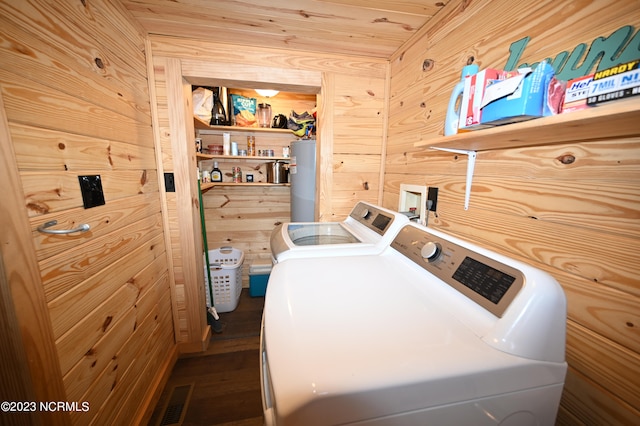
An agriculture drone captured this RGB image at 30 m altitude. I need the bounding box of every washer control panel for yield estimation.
[391,225,524,318]
[349,202,398,236]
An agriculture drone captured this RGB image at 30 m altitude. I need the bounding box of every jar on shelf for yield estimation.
[232,166,242,183]
[247,136,256,156]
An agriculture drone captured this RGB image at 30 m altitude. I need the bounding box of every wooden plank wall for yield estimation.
[149,37,388,343]
[385,0,640,424]
[0,0,176,424]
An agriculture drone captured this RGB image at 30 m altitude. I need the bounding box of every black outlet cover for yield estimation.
[427,186,438,212]
[164,172,176,192]
[78,175,106,209]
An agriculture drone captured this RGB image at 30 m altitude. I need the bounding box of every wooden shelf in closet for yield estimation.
[196,153,290,162]
[194,116,293,134]
[417,97,640,151]
[201,182,289,189]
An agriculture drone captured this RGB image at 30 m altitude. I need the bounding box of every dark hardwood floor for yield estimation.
[149,290,265,426]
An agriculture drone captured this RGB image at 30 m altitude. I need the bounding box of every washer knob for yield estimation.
[361,209,370,219]
[421,241,441,262]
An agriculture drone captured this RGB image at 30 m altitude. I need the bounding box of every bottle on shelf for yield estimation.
[211,162,223,182]
[445,61,478,136]
[223,132,231,155]
[232,166,242,183]
[247,136,256,156]
[210,87,228,126]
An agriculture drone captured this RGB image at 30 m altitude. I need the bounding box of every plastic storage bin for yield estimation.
[204,247,244,313]
[249,263,272,297]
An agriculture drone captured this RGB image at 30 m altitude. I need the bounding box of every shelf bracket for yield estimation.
[430,147,477,210]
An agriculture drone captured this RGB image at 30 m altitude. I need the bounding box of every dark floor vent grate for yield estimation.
[159,383,193,426]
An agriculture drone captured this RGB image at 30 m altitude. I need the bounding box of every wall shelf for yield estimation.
[194,116,293,134]
[200,182,289,191]
[417,97,639,210]
[416,97,640,151]
[197,153,290,161]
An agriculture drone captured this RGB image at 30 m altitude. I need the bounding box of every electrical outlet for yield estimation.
[78,175,106,209]
[427,187,438,212]
[164,172,176,192]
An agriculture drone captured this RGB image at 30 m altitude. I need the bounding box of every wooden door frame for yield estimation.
[164,59,323,352]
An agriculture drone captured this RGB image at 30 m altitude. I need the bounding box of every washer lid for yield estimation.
[287,223,361,245]
[263,254,566,425]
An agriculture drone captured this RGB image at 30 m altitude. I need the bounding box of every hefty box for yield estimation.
[586,59,640,105]
[480,61,559,125]
[458,68,503,131]
[563,74,594,113]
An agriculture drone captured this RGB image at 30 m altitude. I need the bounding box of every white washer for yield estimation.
[270,202,408,263]
[261,223,567,426]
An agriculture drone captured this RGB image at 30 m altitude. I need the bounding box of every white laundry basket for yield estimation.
[204,247,244,313]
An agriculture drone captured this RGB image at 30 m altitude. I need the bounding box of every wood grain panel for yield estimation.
[559,367,640,425]
[319,0,444,16]
[111,318,175,425]
[387,172,640,238]
[149,35,388,79]
[30,193,161,261]
[0,0,146,73]
[106,295,175,425]
[182,59,321,94]
[0,79,68,424]
[329,137,383,156]
[0,15,150,124]
[63,308,137,404]
[164,57,208,349]
[48,233,165,339]
[332,74,385,160]
[0,68,151,146]
[40,214,163,301]
[21,169,158,217]
[130,0,428,58]
[554,273,639,357]
[333,76,385,117]
[56,280,139,376]
[387,138,640,182]
[566,321,640,411]
[11,123,157,171]
[62,266,170,405]
[151,59,176,170]
[317,71,334,222]
[71,296,163,425]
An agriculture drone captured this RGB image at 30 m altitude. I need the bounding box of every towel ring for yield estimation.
[37,220,90,235]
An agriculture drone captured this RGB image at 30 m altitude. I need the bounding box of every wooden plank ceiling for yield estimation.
[121,0,449,59]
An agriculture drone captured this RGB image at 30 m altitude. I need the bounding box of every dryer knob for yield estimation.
[361,209,370,219]
[421,241,441,262]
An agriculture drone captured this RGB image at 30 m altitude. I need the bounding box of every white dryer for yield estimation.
[270,202,408,263]
[261,223,567,426]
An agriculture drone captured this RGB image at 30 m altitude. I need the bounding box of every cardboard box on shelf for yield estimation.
[458,68,503,131]
[586,59,640,106]
[480,61,561,125]
[563,74,594,113]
